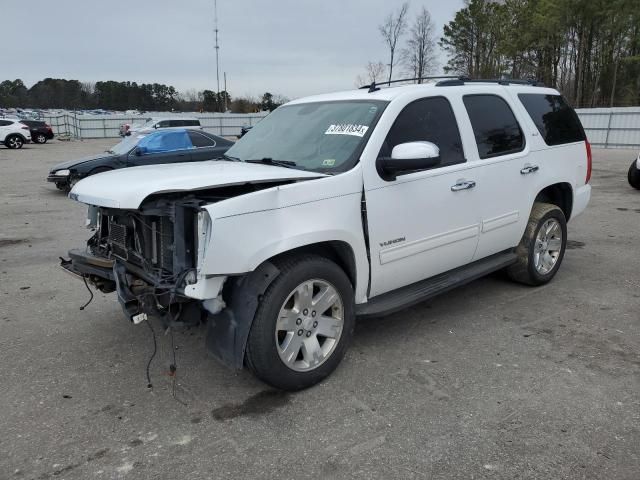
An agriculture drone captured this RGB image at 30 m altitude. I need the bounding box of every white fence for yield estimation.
[41,112,269,139]
[575,107,640,149]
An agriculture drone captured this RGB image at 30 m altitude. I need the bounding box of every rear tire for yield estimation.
[245,255,355,390]
[35,134,47,144]
[507,202,567,286]
[628,160,640,190]
[5,135,24,149]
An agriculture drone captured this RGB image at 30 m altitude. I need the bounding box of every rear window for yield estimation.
[518,94,585,146]
[463,94,524,159]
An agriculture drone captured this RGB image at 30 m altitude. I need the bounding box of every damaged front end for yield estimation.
[61,194,221,328]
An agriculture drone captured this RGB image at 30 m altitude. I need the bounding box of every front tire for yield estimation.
[245,255,355,390]
[507,202,567,286]
[5,135,24,149]
[628,160,640,190]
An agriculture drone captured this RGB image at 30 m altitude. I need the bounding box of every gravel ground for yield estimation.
[0,140,638,479]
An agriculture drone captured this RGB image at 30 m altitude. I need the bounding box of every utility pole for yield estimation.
[224,72,228,112]
[214,0,221,95]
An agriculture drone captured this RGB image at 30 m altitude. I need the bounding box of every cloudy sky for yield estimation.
[2,0,464,99]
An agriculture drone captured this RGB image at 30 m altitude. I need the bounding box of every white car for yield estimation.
[119,117,202,137]
[63,78,591,390]
[628,152,640,189]
[0,118,32,148]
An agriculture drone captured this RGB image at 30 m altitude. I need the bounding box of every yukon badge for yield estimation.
[379,237,406,248]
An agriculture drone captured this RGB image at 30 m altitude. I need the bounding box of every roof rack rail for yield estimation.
[436,77,544,87]
[359,76,461,93]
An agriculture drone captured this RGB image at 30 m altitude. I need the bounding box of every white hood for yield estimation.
[69,160,326,209]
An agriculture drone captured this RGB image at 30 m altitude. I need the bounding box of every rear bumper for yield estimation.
[572,184,591,220]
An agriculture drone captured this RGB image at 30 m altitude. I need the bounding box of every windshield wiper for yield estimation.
[245,158,301,169]
[221,153,241,161]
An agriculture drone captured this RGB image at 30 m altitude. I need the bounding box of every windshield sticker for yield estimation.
[322,159,336,167]
[325,124,369,137]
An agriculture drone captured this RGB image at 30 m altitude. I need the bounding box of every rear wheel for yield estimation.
[245,255,355,390]
[35,134,47,144]
[5,135,24,149]
[507,202,567,286]
[628,160,640,190]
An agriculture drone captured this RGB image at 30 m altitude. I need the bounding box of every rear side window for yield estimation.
[184,120,200,127]
[381,96,465,167]
[188,131,215,147]
[463,95,524,159]
[518,94,585,145]
[157,120,170,128]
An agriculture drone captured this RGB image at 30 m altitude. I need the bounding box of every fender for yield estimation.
[205,261,280,369]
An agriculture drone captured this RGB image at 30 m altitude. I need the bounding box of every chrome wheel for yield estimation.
[275,279,344,372]
[533,218,562,275]
[36,134,46,143]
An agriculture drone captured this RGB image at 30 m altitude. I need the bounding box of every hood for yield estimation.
[69,160,326,209]
[50,153,114,172]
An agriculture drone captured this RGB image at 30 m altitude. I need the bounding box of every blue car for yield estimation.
[47,129,233,191]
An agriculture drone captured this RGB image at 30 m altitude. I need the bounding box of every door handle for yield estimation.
[451,180,476,191]
[520,165,539,175]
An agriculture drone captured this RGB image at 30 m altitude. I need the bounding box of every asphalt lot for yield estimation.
[0,139,638,479]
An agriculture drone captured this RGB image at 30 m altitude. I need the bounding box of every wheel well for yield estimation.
[534,183,573,221]
[268,241,357,289]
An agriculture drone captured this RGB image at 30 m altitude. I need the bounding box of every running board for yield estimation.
[356,251,517,318]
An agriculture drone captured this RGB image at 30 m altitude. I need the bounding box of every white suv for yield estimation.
[0,118,32,148]
[62,78,591,390]
[119,117,202,137]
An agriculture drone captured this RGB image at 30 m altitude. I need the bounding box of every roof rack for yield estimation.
[359,76,544,93]
[436,77,544,87]
[359,76,461,93]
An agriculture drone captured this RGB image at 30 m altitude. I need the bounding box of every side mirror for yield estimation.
[377,141,441,180]
[135,146,147,156]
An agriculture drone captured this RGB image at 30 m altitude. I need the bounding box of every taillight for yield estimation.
[45,124,52,130]
[585,140,592,184]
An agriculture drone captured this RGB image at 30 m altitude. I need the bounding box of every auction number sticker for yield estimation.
[325,124,369,137]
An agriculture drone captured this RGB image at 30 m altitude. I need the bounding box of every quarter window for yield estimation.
[381,97,465,167]
[463,95,524,159]
[518,94,585,145]
[188,131,215,148]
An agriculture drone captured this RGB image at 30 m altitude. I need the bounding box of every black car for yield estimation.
[47,129,233,191]
[21,120,54,144]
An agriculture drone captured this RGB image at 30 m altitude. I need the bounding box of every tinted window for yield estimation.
[157,121,170,128]
[184,120,200,127]
[188,131,215,148]
[0,120,12,126]
[463,95,524,159]
[381,97,464,167]
[518,94,585,145]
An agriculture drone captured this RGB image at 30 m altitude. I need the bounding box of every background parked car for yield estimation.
[0,119,31,149]
[47,129,233,191]
[119,117,202,137]
[20,120,54,144]
[629,152,640,189]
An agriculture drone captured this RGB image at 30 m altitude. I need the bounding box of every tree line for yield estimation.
[360,0,640,108]
[0,77,287,113]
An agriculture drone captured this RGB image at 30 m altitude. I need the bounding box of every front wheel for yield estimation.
[507,202,567,286]
[628,160,640,190]
[5,135,24,149]
[245,255,355,390]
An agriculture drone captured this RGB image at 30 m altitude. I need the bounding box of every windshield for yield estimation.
[107,134,144,155]
[225,100,387,172]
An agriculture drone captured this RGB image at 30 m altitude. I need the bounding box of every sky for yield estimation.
[0,0,464,100]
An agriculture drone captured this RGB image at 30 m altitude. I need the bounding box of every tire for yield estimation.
[628,160,640,190]
[5,135,24,149]
[35,134,47,144]
[507,202,567,286]
[55,182,67,191]
[245,255,355,390]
